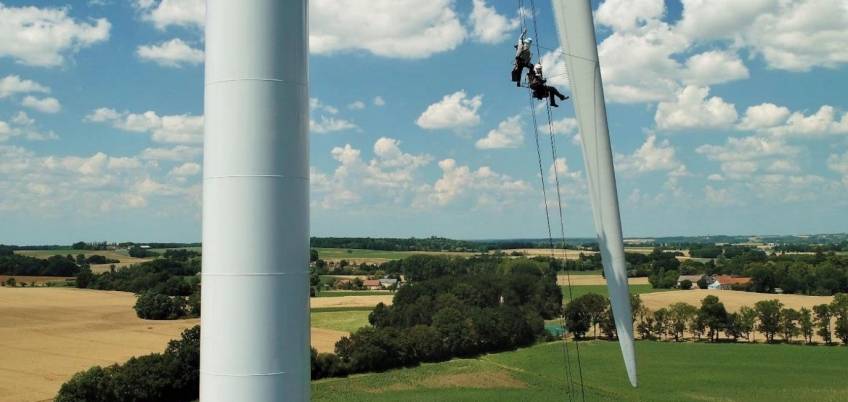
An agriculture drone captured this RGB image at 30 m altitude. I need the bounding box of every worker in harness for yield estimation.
[528,63,568,107]
[511,29,533,87]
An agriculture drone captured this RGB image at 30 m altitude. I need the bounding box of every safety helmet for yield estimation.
[525,37,533,45]
[534,64,543,75]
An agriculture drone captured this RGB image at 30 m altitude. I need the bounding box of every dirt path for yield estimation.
[310,295,393,309]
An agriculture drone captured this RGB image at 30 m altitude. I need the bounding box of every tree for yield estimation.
[813,304,833,344]
[779,308,800,342]
[668,302,697,341]
[696,276,709,290]
[652,308,670,340]
[831,293,848,344]
[755,299,783,343]
[738,306,758,342]
[698,295,728,342]
[75,265,95,289]
[310,248,319,262]
[679,279,693,290]
[799,307,814,344]
[134,291,184,320]
[725,313,743,341]
[563,297,591,339]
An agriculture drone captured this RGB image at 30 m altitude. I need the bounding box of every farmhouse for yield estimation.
[379,278,398,289]
[363,279,382,290]
[709,275,752,290]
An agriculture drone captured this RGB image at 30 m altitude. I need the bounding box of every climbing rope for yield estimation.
[519,0,586,400]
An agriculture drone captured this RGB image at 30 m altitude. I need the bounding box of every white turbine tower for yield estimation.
[201,0,310,401]
[552,0,638,387]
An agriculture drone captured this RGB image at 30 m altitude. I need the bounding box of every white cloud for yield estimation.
[86,108,203,144]
[311,0,466,59]
[134,0,204,30]
[677,0,848,72]
[596,0,665,32]
[137,38,204,67]
[469,0,519,44]
[476,115,523,149]
[828,150,848,185]
[416,90,482,131]
[0,75,49,98]
[373,96,386,106]
[704,185,738,206]
[707,174,724,181]
[313,138,432,208]
[139,145,202,161]
[766,159,800,173]
[737,103,791,130]
[615,135,687,176]
[419,158,530,208]
[766,105,848,138]
[0,112,58,142]
[696,136,799,179]
[136,0,468,59]
[310,116,357,134]
[550,117,578,135]
[547,157,583,185]
[347,100,366,110]
[655,85,737,130]
[22,96,61,114]
[0,4,110,67]
[682,51,749,85]
[169,161,201,176]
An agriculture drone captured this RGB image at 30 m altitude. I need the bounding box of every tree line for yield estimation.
[75,250,201,320]
[564,292,848,345]
[0,253,79,276]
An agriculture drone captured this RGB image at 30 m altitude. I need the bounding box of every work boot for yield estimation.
[558,94,568,101]
[550,101,559,107]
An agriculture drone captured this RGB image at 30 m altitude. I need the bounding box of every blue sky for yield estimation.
[1,0,847,244]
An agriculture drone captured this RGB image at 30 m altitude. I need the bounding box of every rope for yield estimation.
[524,0,586,400]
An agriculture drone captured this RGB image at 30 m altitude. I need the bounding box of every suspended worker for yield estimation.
[528,64,568,107]
[511,29,533,86]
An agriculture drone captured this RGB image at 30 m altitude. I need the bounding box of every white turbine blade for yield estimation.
[551,0,638,387]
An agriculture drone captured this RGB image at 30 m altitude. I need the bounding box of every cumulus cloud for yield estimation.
[615,135,687,177]
[655,86,737,130]
[696,136,799,179]
[828,150,848,185]
[134,0,204,30]
[0,112,58,142]
[310,116,357,134]
[682,51,749,85]
[139,145,202,161]
[476,115,523,149]
[169,161,201,176]
[137,38,204,67]
[313,137,432,208]
[0,3,110,67]
[86,107,203,144]
[0,75,49,98]
[135,0,469,59]
[22,96,61,114]
[737,103,792,131]
[595,0,665,32]
[677,0,848,72]
[538,48,570,88]
[469,0,519,44]
[419,158,531,208]
[766,105,848,138]
[373,96,386,106]
[416,91,482,131]
[347,100,365,110]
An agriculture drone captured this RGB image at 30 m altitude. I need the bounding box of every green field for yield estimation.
[311,310,372,333]
[314,248,475,261]
[312,340,848,401]
[561,284,667,300]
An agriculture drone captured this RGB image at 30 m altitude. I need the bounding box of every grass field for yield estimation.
[562,284,668,300]
[312,340,848,401]
[311,310,371,333]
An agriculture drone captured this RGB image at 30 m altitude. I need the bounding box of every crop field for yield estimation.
[14,249,153,273]
[0,275,73,286]
[557,274,651,286]
[314,248,475,263]
[317,290,393,297]
[312,339,848,401]
[311,295,393,309]
[0,287,378,401]
[562,284,667,300]
[640,289,834,313]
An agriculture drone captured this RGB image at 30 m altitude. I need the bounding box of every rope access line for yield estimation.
[516,3,576,402]
[521,0,586,400]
